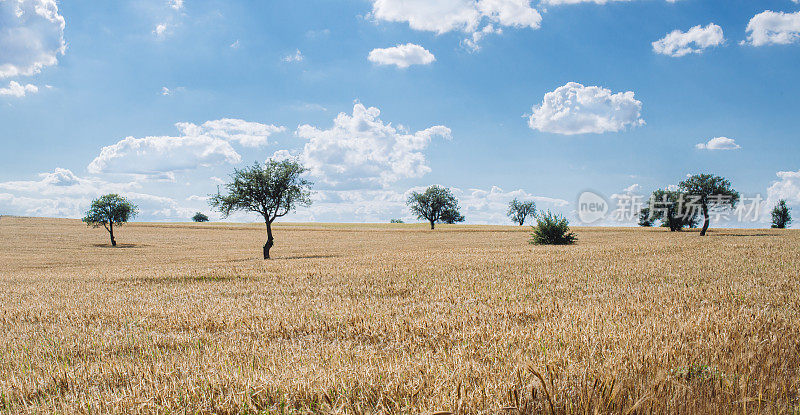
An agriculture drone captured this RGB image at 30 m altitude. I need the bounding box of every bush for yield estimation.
[390,218,404,223]
[530,211,576,245]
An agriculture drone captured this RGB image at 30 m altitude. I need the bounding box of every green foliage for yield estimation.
[389,218,405,223]
[82,194,138,229]
[639,189,700,231]
[771,200,792,229]
[530,211,576,245]
[192,212,210,222]
[209,160,312,223]
[679,174,739,236]
[407,185,465,229]
[507,198,536,226]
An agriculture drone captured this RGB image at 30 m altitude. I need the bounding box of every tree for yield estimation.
[82,194,138,247]
[530,211,576,245]
[679,174,739,236]
[771,200,792,229]
[507,198,536,226]
[390,218,405,223]
[210,160,312,259]
[192,212,210,222]
[407,185,465,230]
[639,189,700,231]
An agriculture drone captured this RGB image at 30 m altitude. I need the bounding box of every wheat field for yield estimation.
[0,216,798,414]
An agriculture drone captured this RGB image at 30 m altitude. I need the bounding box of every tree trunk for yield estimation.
[430,220,435,230]
[700,205,710,236]
[109,221,116,247]
[264,221,274,259]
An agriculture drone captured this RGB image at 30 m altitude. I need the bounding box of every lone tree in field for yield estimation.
[192,212,210,222]
[771,200,792,229]
[530,211,576,245]
[210,160,312,259]
[679,174,739,236]
[407,185,465,230]
[507,198,536,226]
[82,194,138,247]
[639,189,700,231]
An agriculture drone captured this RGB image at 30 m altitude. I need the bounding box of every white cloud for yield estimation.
[0,0,66,79]
[0,81,38,97]
[154,23,168,38]
[766,170,800,206]
[527,82,645,135]
[743,10,800,46]
[368,43,436,68]
[161,86,170,96]
[87,119,285,176]
[652,23,725,57]
[369,0,540,49]
[695,136,741,151]
[88,135,240,177]
[230,40,240,49]
[478,0,542,29]
[282,49,304,62]
[178,119,285,147]
[170,0,184,10]
[294,103,451,188]
[542,0,680,4]
[461,24,501,52]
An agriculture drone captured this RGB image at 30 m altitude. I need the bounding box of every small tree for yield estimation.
[82,194,138,247]
[771,200,792,229]
[407,185,465,230]
[390,218,405,223]
[679,174,739,236]
[507,198,536,226]
[210,160,312,259]
[192,212,210,222]
[530,211,576,245]
[639,189,700,231]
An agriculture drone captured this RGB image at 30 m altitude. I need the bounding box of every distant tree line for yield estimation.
[82,166,792,255]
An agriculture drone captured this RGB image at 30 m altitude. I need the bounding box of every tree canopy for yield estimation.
[192,212,210,222]
[407,185,465,230]
[679,174,739,236]
[639,189,700,232]
[507,198,536,226]
[209,160,312,259]
[82,194,138,246]
[771,200,792,229]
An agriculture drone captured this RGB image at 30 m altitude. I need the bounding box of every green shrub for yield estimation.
[530,211,576,245]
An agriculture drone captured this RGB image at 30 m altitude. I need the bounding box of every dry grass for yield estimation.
[1,216,798,414]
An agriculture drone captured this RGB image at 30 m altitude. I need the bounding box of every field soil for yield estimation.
[1,217,798,413]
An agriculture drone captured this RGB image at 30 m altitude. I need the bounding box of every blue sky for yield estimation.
[1,0,799,226]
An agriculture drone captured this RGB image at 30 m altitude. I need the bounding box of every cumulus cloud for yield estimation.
[652,23,725,57]
[0,0,66,79]
[170,0,184,10]
[87,119,284,176]
[177,119,285,147]
[368,43,436,68]
[695,136,741,151]
[294,103,451,188]
[369,0,540,49]
[0,81,38,97]
[743,10,800,46]
[527,82,645,135]
[766,170,800,206]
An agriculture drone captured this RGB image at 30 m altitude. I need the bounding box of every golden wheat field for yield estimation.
[0,216,799,414]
